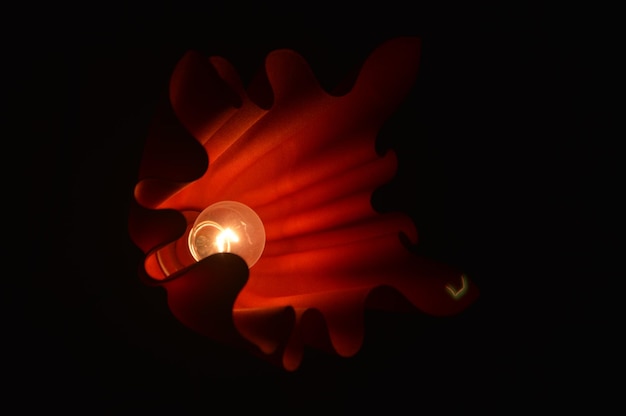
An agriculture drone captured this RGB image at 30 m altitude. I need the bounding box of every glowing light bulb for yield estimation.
[188,201,266,267]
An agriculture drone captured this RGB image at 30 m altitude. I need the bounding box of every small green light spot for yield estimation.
[446,274,468,299]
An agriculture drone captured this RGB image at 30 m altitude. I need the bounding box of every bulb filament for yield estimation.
[215,228,239,252]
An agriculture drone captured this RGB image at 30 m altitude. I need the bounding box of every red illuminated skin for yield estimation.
[129,37,478,371]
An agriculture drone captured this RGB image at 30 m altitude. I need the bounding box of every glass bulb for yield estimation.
[188,201,266,267]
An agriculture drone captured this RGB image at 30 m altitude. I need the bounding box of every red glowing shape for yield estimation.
[129,37,478,370]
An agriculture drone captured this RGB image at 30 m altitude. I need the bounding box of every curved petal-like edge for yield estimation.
[129,37,479,371]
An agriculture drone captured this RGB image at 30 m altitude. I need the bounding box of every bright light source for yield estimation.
[188,201,265,267]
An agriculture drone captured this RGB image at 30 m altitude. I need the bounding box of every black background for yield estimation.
[8,1,615,413]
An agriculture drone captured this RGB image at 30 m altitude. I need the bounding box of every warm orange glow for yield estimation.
[187,201,265,267]
[129,37,478,370]
[215,228,239,252]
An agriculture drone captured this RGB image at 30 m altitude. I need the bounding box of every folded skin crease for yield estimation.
[130,37,478,371]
